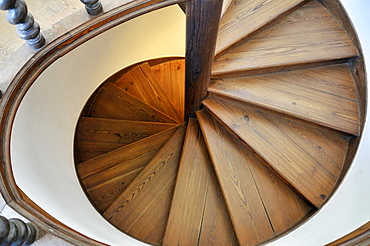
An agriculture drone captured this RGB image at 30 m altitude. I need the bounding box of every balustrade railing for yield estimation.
[0,216,38,245]
[0,0,45,49]
[80,0,102,16]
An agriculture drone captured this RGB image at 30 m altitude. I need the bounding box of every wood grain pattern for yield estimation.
[220,0,234,18]
[197,110,275,245]
[76,117,178,162]
[103,124,186,245]
[78,126,179,212]
[209,64,360,135]
[185,0,223,117]
[198,110,314,235]
[113,62,182,122]
[162,119,211,245]
[151,59,185,119]
[203,97,340,208]
[88,82,177,123]
[77,125,179,183]
[216,0,306,56]
[198,166,239,246]
[212,0,358,78]
[163,119,237,246]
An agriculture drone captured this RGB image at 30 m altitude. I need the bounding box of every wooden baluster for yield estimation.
[0,0,45,49]
[0,216,38,245]
[184,0,223,118]
[80,0,103,16]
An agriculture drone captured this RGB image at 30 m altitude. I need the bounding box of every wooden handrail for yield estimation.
[0,0,45,49]
[184,0,223,118]
[0,0,184,245]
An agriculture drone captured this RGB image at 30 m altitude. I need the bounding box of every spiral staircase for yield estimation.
[0,0,369,245]
[73,1,364,245]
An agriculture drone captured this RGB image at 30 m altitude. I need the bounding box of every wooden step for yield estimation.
[212,0,358,79]
[220,0,234,18]
[197,110,313,240]
[163,119,238,246]
[76,117,178,162]
[88,82,177,123]
[209,64,360,135]
[203,97,349,208]
[216,0,306,57]
[103,124,187,245]
[113,62,183,122]
[151,59,185,118]
[77,125,179,212]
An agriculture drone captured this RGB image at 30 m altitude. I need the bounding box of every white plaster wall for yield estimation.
[10,5,185,246]
[269,0,370,245]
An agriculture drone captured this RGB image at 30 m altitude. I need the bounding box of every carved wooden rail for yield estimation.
[0,216,38,245]
[0,0,45,49]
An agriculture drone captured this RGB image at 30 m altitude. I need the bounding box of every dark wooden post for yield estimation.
[0,216,38,245]
[0,0,45,49]
[184,0,223,118]
[80,0,103,16]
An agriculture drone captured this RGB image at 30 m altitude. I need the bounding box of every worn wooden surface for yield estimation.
[113,63,182,122]
[103,124,186,245]
[212,0,358,78]
[88,82,177,123]
[203,97,347,208]
[198,110,314,237]
[151,59,185,119]
[210,64,360,135]
[77,126,179,212]
[163,119,238,246]
[76,117,177,162]
[216,0,306,57]
[220,0,234,18]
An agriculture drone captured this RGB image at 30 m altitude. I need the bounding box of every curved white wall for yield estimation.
[11,5,185,246]
[9,1,370,246]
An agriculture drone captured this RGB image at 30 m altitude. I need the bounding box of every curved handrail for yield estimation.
[0,0,184,245]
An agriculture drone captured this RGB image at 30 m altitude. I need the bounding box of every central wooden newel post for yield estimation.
[184,0,223,119]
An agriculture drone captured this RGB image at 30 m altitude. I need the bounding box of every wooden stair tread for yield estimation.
[203,97,348,208]
[197,110,313,238]
[197,110,274,245]
[103,124,187,245]
[76,117,178,162]
[113,62,182,122]
[77,126,179,212]
[216,0,306,56]
[220,0,234,18]
[163,119,238,246]
[151,59,185,118]
[209,64,360,135]
[212,0,358,78]
[88,82,177,123]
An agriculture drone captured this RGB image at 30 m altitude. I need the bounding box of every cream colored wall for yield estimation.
[10,5,185,246]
